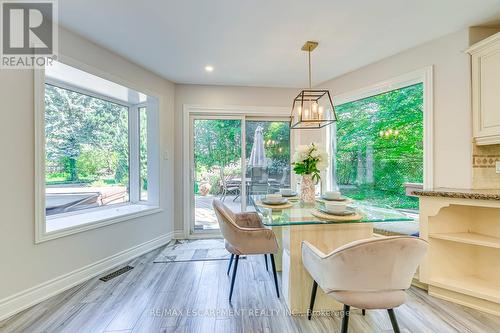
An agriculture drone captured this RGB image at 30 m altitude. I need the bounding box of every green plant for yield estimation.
[76,146,109,180]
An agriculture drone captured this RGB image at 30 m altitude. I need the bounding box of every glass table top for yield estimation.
[252,196,414,226]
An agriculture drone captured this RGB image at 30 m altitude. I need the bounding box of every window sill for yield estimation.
[37,204,162,243]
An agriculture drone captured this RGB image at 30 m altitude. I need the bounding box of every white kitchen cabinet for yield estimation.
[468,32,500,145]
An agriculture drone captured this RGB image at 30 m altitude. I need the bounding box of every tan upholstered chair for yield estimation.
[213,199,279,302]
[302,236,428,333]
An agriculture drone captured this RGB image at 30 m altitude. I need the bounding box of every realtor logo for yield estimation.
[1,0,57,68]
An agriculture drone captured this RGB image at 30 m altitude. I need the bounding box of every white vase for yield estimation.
[300,174,316,203]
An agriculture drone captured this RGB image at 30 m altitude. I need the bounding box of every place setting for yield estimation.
[279,188,299,200]
[316,190,351,203]
[256,193,294,210]
[312,191,362,222]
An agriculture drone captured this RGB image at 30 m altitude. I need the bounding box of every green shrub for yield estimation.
[76,147,109,180]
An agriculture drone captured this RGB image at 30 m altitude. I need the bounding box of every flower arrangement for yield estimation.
[292,143,329,183]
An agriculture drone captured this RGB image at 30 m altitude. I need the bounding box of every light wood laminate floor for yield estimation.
[2,244,500,333]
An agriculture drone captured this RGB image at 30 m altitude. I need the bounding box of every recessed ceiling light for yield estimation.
[205,65,214,72]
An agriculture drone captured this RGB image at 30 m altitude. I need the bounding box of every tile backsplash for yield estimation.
[473,144,500,189]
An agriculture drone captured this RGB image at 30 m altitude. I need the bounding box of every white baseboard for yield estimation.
[0,232,173,322]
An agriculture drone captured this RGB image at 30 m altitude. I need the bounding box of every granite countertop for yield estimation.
[412,188,500,201]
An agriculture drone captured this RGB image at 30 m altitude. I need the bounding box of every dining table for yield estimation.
[251,195,414,315]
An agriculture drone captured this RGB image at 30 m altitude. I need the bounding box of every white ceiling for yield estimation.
[58,0,500,88]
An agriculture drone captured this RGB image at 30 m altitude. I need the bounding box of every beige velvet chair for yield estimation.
[302,236,428,333]
[213,199,279,302]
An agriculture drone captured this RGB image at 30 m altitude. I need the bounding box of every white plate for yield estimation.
[318,206,356,216]
[321,196,349,202]
[262,198,289,205]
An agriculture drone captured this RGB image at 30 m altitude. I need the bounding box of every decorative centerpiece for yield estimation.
[292,143,328,203]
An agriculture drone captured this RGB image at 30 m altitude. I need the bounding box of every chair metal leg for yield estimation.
[264,254,268,271]
[341,304,350,333]
[227,254,234,275]
[387,308,401,333]
[269,254,280,298]
[308,280,318,320]
[229,255,239,302]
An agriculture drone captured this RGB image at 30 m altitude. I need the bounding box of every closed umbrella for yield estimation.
[248,126,267,167]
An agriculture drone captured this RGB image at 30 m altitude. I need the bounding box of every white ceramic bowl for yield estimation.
[324,201,347,213]
[266,194,283,203]
[324,191,341,200]
[279,188,293,196]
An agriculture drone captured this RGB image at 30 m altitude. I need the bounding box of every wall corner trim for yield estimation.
[0,232,173,322]
[173,230,185,239]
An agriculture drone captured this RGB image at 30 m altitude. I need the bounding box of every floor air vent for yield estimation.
[99,265,134,282]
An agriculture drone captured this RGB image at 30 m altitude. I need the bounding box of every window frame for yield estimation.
[34,56,161,243]
[326,66,434,192]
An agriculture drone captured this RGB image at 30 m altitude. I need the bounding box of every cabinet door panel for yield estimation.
[480,50,500,131]
[470,33,500,145]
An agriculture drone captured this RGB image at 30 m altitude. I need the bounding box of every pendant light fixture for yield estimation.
[290,41,337,129]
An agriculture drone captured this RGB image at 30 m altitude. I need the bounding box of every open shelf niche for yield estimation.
[424,203,500,313]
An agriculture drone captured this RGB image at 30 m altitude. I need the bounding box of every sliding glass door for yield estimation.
[189,115,290,234]
[191,116,243,232]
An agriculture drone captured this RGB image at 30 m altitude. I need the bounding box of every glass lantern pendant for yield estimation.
[290,41,337,129]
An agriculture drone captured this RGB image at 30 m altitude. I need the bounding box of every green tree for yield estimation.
[45,84,129,184]
[193,119,241,171]
[335,83,423,209]
[75,146,110,179]
[139,108,148,192]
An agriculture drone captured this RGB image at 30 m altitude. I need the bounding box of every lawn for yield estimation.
[340,185,419,211]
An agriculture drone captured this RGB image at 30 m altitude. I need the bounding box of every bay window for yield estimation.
[35,60,160,241]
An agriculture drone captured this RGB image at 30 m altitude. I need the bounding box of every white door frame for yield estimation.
[182,105,291,239]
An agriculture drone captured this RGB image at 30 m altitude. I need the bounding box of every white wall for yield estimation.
[0,27,175,307]
[318,28,479,189]
[173,85,302,234]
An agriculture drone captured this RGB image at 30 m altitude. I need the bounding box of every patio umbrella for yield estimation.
[248,126,267,167]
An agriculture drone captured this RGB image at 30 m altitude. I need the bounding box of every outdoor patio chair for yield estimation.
[269,167,290,193]
[219,168,241,202]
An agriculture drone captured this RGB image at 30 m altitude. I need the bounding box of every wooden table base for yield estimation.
[275,223,374,315]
